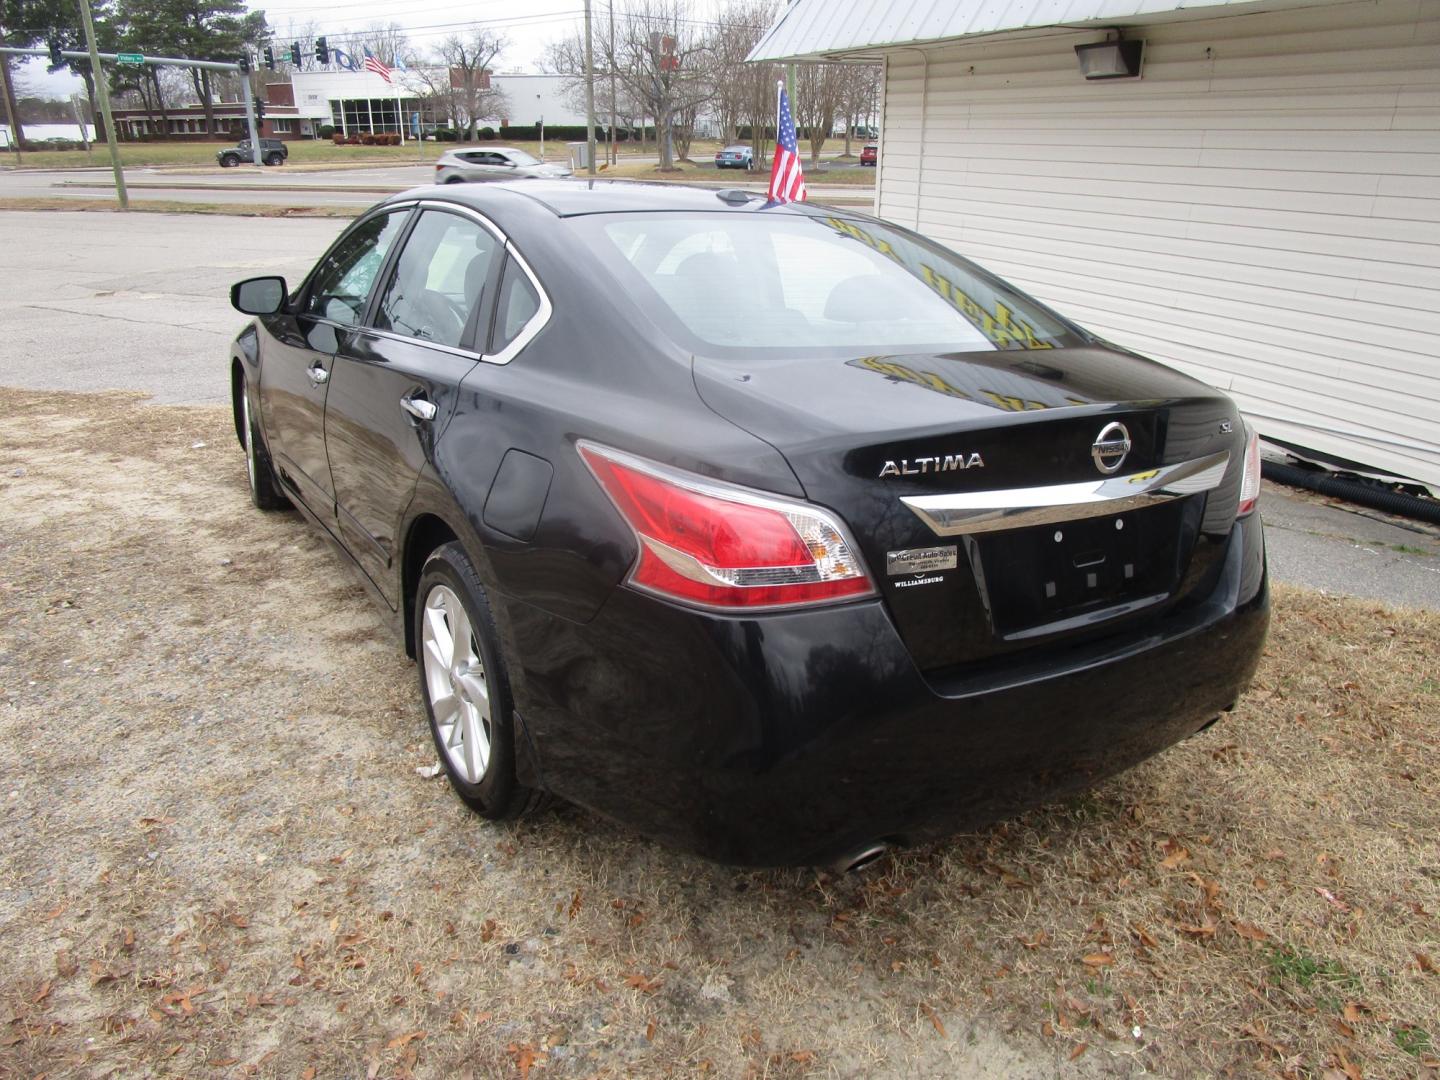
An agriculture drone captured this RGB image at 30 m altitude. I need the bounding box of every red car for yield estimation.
[860,143,878,166]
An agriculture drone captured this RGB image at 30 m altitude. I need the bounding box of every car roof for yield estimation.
[385,179,827,219]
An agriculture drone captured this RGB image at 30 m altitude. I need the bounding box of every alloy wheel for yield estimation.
[241,389,257,496]
[421,584,492,784]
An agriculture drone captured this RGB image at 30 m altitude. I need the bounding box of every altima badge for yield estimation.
[879,453,983,478]
[887,546,958,575]
[1091,422,1132,474]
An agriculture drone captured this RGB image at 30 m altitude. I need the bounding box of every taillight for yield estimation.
[1237,425,1261,516]
[579,442,874,611]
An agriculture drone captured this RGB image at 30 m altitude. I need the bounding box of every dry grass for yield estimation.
[0,197,356,217]
[0,387,1436,1079]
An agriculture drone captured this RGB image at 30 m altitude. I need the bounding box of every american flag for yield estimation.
[767,83,806,204]
[363,49,392,84]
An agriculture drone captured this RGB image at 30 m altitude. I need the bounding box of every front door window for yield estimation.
[305,211,408,326]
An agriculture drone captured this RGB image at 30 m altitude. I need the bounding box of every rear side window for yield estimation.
[490,258,541,354]
[374,210,499,349]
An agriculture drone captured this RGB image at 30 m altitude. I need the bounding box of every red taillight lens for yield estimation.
[1237,426,1261,516]
[579,442,874,610]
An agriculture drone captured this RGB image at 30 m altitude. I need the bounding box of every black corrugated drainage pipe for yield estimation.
[1263,461,1440,526]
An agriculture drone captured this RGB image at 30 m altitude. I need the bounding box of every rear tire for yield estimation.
[444,176,466,184]
[415,542,542,820]
[265,151,284,166]
[239,377,289,510]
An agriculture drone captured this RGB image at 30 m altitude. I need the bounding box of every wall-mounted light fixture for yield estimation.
[1074,32,1144,79]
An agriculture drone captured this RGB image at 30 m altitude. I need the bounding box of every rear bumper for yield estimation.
[508,514,1268,866]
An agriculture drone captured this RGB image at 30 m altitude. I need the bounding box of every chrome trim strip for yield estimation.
[901,450,1230,536]
[415,198,506,241]
[350,324,482,361]
[481,240,553,366]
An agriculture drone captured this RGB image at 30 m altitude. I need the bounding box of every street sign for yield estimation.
[116,52,143,64]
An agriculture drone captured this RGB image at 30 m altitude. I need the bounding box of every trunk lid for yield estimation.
[694,346,1248,673]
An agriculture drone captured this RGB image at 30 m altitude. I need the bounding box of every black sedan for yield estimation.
[227,181,1269,868]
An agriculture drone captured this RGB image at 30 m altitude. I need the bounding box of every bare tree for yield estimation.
[353,21,409,67]
[792,63,844,166]
[836,63,880,156]
[707,0,773,146]
[435,30,507,141]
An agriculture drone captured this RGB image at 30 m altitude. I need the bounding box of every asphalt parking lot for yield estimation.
[2,209,1435,608]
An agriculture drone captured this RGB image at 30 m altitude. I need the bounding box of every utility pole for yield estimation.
[240,76,262,166]
[583,0,596,177]
[608,1,617,165]
[0,59,21,165]
[78,0,127,208]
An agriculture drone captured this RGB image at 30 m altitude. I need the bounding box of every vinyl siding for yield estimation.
[874,0,1440,488]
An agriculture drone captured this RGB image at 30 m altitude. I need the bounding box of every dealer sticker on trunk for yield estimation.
[886,545,958,576]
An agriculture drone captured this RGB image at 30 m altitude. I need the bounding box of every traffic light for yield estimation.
[47,38,63,68]
[255,97,266,121]
[315,36,329,65]
[263,45,275,71]
[237,54,251,74]
[290,42,302,67]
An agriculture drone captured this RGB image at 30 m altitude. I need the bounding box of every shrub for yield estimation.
[478,126,495,141]
[332,133,345,145]
[318,124,335,139]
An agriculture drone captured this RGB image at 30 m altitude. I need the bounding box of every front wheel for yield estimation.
[415,542,542,820]
[239,376,289,510]
[219,155,239,168]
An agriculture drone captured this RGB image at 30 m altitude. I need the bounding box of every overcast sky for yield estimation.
[17,0,594,99]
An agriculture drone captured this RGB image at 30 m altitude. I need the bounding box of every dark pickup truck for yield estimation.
[217,139,288,167]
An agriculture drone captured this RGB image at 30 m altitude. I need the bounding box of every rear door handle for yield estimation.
[306,363,329,384]
[400,394,438,422]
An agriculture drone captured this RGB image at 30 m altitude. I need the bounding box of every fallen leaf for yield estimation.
[301,1068,316,1080]
[1132,924,1159,949]
[921,1002,946,1038]
[481,919,497,943]
[386,1030,425,1050]
[33,981,51,1004]
[1070,1042,1089,1061]
[1315,887,1351,913]
[1174,920,1217,939]
[1159,840,1190,869]
[568,889,583,920]
[226,914,249,929]
[1342,1002,1368,1023]
[54,950,77,978]
[1017,931,1050,950]
[645,1019,656,1041]
[1041,1021,1055,1038]
[1415,952,1435,974]
[624,972,662,994]
[1232,921,1269,942]
[1081,953,1115,968]
[790,1050,815,1064]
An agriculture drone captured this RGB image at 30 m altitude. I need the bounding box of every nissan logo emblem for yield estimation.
[1092,422,1132,474]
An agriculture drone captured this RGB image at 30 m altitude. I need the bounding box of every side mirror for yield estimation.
[231,275,288,315]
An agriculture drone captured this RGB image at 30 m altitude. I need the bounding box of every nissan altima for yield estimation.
[227,181,1269,868]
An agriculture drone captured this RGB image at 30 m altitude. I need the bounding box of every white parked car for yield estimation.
[433,146,573,183]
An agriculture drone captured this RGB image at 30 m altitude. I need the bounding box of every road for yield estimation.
[2,209,1435,609]
[0,160,875,208]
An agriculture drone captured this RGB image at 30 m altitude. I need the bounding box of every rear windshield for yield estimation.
[569,210,1083,357]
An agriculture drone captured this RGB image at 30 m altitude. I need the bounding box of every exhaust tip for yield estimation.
[832,841,892,875]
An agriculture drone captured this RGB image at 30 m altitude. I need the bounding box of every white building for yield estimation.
[288,69,585,135]
[751,0,1440,492]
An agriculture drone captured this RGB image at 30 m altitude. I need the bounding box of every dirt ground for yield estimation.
[1,387,1436,1079]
